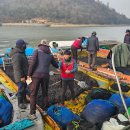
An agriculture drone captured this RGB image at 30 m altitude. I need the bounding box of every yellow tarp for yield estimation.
[64,92,88,115]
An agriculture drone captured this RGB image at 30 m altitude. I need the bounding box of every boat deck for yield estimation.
[99,40,120,45]
[12,96,44,130]
[0,84,44,130]
[78,61,130,85]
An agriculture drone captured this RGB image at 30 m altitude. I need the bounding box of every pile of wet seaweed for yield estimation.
[0,59,99,109]
[79,56,108,66]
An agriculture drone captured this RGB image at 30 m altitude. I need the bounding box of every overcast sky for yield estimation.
[100,0,130,18]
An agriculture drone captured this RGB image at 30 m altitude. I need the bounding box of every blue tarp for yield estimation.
[6,47,35,56]
[0,118,34,130]
[0,95,13,127]
[0,58,3,65]
[0,47,35,65]
[82,38,88,47]
[48,105,80,129]
[109,93,130,113]
[25,47,35,56]
[82,99,115,124]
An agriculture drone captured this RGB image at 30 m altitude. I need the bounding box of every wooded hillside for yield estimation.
[0,0,130,24]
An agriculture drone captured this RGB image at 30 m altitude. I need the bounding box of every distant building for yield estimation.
[31,18,48,24]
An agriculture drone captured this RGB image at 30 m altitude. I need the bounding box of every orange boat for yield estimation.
[78,61,130,85]
[97,49,110,58]
[78,49,110,58]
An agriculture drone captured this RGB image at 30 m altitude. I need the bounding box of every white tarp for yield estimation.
[101,114,128,130]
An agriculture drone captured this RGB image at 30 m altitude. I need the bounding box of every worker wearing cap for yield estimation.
[59,50,78,105]
[87,32,99,70]
[10,39,28,109]
[28,39,59,119]
[124,29,130,44]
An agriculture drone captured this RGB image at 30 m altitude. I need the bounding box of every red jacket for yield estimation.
[72,39,82,49]
[61,59,74,79]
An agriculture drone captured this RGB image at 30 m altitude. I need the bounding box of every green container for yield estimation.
[99,45,110,50]
[124,107,130,118]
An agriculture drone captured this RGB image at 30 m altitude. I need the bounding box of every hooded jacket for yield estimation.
[28,45,58,78]
[10,47,29,83]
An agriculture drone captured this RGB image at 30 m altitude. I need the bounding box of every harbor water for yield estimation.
[0,25,130,52]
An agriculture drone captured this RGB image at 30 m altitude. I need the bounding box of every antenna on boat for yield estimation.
[112,53,130,122]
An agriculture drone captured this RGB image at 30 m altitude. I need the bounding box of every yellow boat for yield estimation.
[78,61,130,85]
[0,68,61,130]
[78,66,114,89]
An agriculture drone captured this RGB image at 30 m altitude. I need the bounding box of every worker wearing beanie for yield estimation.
[124,29,130,44]
[87,32,99,70]
[10,39,28,109]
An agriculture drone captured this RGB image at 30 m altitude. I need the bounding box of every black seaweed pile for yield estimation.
[79,56,108,66]
[1,62,99,109]
[37,71,99,108]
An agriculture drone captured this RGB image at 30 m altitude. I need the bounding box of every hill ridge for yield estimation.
[0,0,130,24]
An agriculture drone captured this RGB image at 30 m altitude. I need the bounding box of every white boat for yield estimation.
[49,40,119,49]
[49,40,74,48]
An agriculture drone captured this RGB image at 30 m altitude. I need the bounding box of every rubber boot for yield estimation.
[43,97,48,110]
[18,96,23,105]
[18,96,26,109]
[23,94,30,104]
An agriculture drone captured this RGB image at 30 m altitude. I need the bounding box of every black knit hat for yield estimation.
[126,29,130,33]
[92,31,97,36]
[64,50,71,55]
[16,39,27,48]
